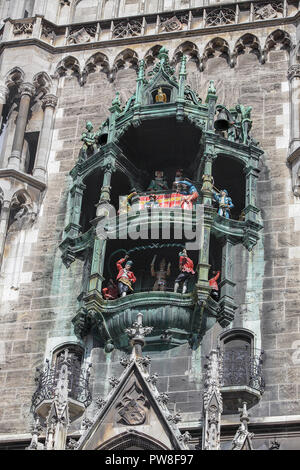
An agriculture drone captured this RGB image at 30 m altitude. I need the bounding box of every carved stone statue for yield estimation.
[151,255,171,291]
[227,109,240,143]
[236,104,252,145]
[80,121,97,159]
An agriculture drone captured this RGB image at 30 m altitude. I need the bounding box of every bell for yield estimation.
[214,109,230,131]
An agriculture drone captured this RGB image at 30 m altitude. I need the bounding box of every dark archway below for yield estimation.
[97,431,170,450]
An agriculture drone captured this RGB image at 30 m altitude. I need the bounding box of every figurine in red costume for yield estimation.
[102,279,118,300]
[174,249,195,294]
[209,270,220,300]
[177,179,199,210]
[116,255,136,297]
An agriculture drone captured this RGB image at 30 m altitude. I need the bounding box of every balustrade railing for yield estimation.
[2,1,296,46]
[220,347,265,393]
[31,351,92,412]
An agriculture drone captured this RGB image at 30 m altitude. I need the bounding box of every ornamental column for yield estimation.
[287,64,300,196]
[0,200,11,269]
[0,84,8,128]
[8,82,35,171]
[33,94,58,182]
[197,151,215,296]
[244,164,260,224]
[96,156,116,210]
[288,64,300,155]
[65,181,86,239]
[89,157,116,293]
[202,349,223,450]
[218,236,237,327]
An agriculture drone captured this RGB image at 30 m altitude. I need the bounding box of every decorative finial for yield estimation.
[112,91,121,106]
[158,46,169,63]
[238,402,250,429]
[179,55,187,76]
[138,59,145,81]
[125,313,153,357]
[208,80,216,95]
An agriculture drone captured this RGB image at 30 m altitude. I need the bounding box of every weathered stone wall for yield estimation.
[0,18,299,448]
[0,0,250,24]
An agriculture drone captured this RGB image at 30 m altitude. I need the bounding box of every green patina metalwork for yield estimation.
[59,47,264,351]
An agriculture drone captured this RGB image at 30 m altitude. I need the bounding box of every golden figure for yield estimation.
[155,87,167,103]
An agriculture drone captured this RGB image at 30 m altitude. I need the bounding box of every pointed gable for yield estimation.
[77,359,189,450]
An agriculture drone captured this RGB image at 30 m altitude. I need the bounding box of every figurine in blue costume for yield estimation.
[213,189,234,219]
[176,179,199,210]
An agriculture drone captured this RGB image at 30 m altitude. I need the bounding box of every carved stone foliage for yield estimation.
[179,432,191,444]
[109,376,120,388]
[95,396,106,409]
[42,94,58,109]
[160,14,189,33]
[82,417,93,430]
[68,25,97,44]
[116,382,149,426]
[167,413,182,425]
[202,350,223,451]
[287,65,300,81]
[66,438,78,450]
[206,8,236,27]
[157,393,169,405]
[13,22,33,35]
[113,20,142,39]
[146,373,158,386]
[254,1,283,20]
[41,24,57,43]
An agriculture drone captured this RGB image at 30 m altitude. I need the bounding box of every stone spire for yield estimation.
[44,349,71,450]
[202,349,223,450]
[26,418,43,450]
[125,312,153,358]
[231,402,254,450]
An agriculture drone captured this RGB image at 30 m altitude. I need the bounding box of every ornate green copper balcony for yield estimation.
[72,289,223,351]
[61,47,264,352]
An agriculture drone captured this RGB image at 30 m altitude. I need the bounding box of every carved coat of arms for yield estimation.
[116,382,149,426]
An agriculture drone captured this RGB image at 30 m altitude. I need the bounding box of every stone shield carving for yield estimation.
[116,382,149,426]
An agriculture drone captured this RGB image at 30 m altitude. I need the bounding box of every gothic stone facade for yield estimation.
[0,0,299,451]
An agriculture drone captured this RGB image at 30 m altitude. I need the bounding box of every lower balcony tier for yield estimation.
[72,290,235,351]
